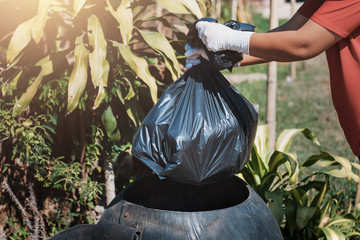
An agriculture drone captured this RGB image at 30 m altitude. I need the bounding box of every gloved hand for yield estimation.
[184,43,209,69]
[184,43,242,69]
[196,21,254,55]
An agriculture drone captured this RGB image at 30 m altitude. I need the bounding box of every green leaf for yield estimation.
[325,215,359,228]
[87,15,109,109]
[311,175,329,207]
[73,0,87,18]
[319,199,336,225]
[268,151,287,172]
[322,227,346,240]
[114,42,158,103]
[12,57,53,116]
[284,199,297,237]
[325,168,360,183]
[32,0,52,44]
[253,125,270,163]
[138,29,181,80]
[265,189,284,225]
[101,106,121,143]
[6,17,34,63]
[250,145,267,179]
[66,37,89,114]
[296,206,318,230]
[156,0,203,19]
[1,70,22,96]
[302,152,334,167]
[276,128,320,153]
[106,0,133,46]
[331,155,353,180]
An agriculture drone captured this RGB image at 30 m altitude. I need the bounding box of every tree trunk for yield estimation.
[266,0,279,153]
[104,159,116,206]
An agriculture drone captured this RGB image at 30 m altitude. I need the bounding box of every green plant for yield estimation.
[0,0,206,237]
[240,125,360,239]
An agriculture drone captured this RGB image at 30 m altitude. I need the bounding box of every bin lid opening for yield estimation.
[122,175,249,212]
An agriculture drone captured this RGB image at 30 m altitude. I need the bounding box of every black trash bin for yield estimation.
[101,174,283,240]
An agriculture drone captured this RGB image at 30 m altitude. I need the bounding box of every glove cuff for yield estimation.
[232,31,254,56]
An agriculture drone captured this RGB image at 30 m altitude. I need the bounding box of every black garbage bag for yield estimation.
[131,58,258,185]
[187,18,256,71]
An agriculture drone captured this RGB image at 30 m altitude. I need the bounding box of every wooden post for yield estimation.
[232,0,238,20]
[211,0,216,18]
[216,0,221,19]
[266,0,279,153]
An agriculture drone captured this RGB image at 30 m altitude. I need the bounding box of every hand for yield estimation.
[184,43,209,69]
[196,21,254,55]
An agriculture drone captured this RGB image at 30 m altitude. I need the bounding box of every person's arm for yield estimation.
[196,12,343,63]
[249,18,342,61]
[241,12,313,66]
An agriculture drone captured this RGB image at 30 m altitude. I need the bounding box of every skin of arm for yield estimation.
[240,12,343,66]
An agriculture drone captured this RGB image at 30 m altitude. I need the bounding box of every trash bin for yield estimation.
[101,174,283,240]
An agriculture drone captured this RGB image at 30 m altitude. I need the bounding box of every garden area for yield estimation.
[1,0,360,239]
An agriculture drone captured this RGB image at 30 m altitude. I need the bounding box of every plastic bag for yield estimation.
[132,58,258,185]
[187,18,256,71]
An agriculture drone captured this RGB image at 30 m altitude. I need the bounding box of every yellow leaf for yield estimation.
[32,0,52,44]
[87,15,109,87]
[12,59,53,116]
[106,0,133,46]
[114,42,158,103]
[7,18,34,64]
[93,83,106,110]
[67,37,89,114]
[138,30,181,80]
[73,0,87,18]
[87,15,109,109]
[156,0,202,19]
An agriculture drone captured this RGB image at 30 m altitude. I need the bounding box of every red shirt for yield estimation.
[298,0,360,155]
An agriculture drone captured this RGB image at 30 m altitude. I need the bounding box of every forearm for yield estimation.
[249,31,313,62]
[240,55,269,66]
[248,19,342,62]
[241,12,308,65]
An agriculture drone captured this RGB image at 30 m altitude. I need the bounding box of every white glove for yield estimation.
[196,21,254,55]
[184,43,209,69]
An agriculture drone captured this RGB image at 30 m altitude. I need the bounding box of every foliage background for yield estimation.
[0,0,205,237]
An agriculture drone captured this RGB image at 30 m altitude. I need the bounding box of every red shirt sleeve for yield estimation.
[297,0,325,18]
[311,0,360,38]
